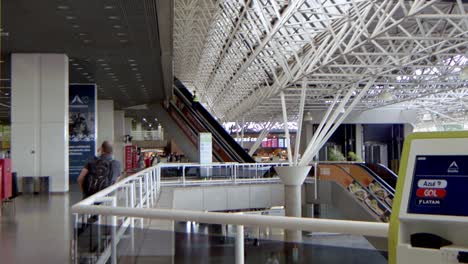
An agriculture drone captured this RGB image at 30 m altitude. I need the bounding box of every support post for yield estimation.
[294,79,307,165]
[236,225,244,264]
[280,92,293,165]
[274,166,311,242]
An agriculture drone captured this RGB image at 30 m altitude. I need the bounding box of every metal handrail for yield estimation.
[71,162,390,264]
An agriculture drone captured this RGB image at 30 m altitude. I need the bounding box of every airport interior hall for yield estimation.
[1,0,468,263]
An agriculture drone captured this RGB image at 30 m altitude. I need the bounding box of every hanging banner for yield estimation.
[69,84,97,182]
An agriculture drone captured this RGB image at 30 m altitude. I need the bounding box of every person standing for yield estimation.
[77,141,121,199]
[192,90,199,109]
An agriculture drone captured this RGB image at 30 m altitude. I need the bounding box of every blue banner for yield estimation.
[69,84,97,182]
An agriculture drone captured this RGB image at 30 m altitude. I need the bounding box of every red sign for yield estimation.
[416,188,447,198]
[125,145,134,171]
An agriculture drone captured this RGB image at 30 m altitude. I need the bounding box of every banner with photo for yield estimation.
[69,84,97,182]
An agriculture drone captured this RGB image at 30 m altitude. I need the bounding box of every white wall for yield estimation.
[97,100,114,146]
[11,54,69,192]
[172,184,284,211]
[113,110,125,167]
[124,117,133,136]
[307,108,418,124]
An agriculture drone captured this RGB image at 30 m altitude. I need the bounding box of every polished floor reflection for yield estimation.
[1,187,387,264]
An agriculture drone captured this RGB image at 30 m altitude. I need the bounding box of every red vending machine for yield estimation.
[0,158,12,201]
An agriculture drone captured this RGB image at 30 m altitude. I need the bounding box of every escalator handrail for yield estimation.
[174,80,253,162]
[330,164,392,214]
[365,163,398,189]
[376,163,399,180]
[172,88,244,162]
[168,101,224,162]
[355,163,395,196]
[174,83,245,160]
[173,81,254,163]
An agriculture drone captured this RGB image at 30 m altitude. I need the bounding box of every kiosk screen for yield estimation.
[408,155,468,216]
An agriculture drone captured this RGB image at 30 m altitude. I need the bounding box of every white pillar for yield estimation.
[11,54,69,192]
[355,124,363,159]
[124,117,133,136]
[97,100,114,145]
[235,225,244,264]
[274,166,311,242]
[113,110,125,166]
[404,123,414,138]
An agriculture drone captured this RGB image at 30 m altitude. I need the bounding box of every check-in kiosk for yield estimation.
[389,132,468,264]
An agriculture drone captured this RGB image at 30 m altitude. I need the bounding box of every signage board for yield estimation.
[407,155,468,217]
[199,133,212,164]
[68,84,97,181]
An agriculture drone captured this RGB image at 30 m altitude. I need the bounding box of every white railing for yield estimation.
[158,162,289,186]
[131,130,164,141]
[71,162,389,264]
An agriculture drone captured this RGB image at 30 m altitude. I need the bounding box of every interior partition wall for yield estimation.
[11,53,69,192]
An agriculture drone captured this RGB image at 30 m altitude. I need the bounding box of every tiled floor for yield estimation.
[0,185,387,264]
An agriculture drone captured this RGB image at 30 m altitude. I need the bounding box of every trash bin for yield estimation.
[11,172,18,198]
[39,176,49,194]
[22,177,34,194]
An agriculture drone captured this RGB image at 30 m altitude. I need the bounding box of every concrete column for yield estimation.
[355,124,363,159]
[11,53,69,192]
[403,123,414,138]
[124,117,133,137]
[97,100,114,146]
[113,110,125,166]
[274,166,311,242]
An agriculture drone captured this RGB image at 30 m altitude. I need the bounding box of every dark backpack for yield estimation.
[86,158,113,196]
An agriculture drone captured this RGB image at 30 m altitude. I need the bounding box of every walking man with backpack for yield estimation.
[77,141,121,198]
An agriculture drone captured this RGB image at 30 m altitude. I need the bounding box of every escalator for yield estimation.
[167,79,255,163]
[365,163,398,189]
[317,163,395,222]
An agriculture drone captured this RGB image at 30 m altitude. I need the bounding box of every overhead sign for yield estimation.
[69,84,97,181]
[199,133,212,164]
[407,155,468,217]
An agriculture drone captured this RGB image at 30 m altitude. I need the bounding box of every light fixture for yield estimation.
[131,68,138,71]
[379,91,394,101]
[130,63,137,66]
[304,112,314,122]
[83,73,89,75]
[104,67,111,71]
[66,16,76,20]
[83,39,91,43]
[128,59,135,62]
[76,68,83,70]
[461,67,468,81]
[57,5,69,10]
[116,33,127,36]
[113,25,121,29]
[72,25,80,28]
[72,63,79,66]
[101,63,108,66]
[97,59,105,62]
[422,113,432,121]
[104,5,114,9]
[108,16,119,20]
[79,33,87,36]
[119,39,128,43]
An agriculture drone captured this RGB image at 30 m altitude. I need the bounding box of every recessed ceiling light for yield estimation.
[79,33,87,36]
[57,5,69,10]
[104,5,114,9]
[119,39,128,43]
[108,72,115,75]
[66,16,76,20]
[83,39,91,43]
[104,67,111,71]
[97,59,105,62]
[101,63,108,66]
[69,58,74,62]
[72,63,79,66]
[116,33,127,36]
[108,16,119,20]
[72,25,80,28]
[5,92,9,96]
[77,67,83,70]
[128,59,135,62]
[131,68,138,71]
[113,25,121,29]
[83,73,89,75]
[130,63,137,67]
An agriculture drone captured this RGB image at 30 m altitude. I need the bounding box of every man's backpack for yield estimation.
[86,158,113,196]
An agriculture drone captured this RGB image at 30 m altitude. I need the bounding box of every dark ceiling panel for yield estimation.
[1,0,168,114]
